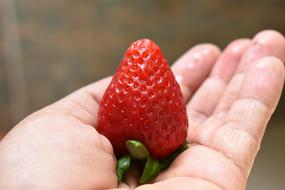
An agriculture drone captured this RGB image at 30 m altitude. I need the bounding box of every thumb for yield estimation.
[0,77,118,189]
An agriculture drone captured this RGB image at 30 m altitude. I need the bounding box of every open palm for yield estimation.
[0,30,284,190]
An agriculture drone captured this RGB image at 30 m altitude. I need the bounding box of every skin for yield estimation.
[0,30,285,190]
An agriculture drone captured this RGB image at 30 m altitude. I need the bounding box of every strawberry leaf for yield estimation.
[117,155,131,181]
[126,140,149,160]
[139,157,160,184]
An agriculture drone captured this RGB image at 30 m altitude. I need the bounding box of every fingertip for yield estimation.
[252,30,285,61]
[198,43,221,53]
[176,43,221,67]
[172,43,221,102]
[192,43,222,58]
[211,39,251,82]
[85,76,112,103]
[255,56,284,69]
[255,56,285,81]
[224,39,252,55]
[237,30,285,73]
[241,56,285,108]
[253,30,285,42]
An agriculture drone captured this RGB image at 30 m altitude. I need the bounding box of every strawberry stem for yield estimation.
[117,155,131,181]
[126,140,149,160]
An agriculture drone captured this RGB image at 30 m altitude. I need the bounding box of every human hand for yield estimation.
[0,30,284,190]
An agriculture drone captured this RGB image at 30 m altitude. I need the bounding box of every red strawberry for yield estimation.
[97,39,188,159]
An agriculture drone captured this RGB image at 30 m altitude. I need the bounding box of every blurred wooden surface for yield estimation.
[1,0,285,132]
[0,131,5,141]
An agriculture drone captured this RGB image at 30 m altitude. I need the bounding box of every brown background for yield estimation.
[0,0,284,189]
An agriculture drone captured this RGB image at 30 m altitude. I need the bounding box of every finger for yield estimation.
[237,30,285,73]
[154,144,244,190]
[214,30,285,114]
[171,44,221,102]
[137,177,222,190]
[187,39,251,123]
[210,57,285,175]
[36,77,112,127]
[121,163,140,189]
[0,110,117,189]
[1,76,117,189]
[85,76,112,102]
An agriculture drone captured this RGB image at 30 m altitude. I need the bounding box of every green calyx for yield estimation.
[126,140,149,160]
[117,155,131,181]
[139,157,160,184]
[159,142,188,170]
[116,140,188,184]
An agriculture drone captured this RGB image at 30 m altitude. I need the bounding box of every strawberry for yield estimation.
[97,39,188,183]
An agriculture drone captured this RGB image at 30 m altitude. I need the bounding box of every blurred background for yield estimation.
[0,0,284,189]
